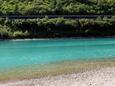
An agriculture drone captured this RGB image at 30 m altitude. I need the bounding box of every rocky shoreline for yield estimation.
[0,67,115,86]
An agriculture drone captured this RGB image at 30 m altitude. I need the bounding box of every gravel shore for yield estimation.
[0,67,115,86]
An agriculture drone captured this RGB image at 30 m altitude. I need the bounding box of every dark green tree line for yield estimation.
[0,0,114,15]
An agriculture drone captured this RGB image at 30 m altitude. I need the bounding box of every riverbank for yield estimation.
[1,36,115,40]
[0,66,115,86]
[0,59,115,84]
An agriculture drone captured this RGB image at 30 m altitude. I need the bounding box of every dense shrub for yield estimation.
[13,31,30,38]
[0,0,114,15]
[0,18,115,39]
[0,26,12,39]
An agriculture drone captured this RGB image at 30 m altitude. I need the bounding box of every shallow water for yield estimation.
[0,38,115,69]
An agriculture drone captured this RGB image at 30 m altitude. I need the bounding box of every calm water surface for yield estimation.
[0,38,115,69]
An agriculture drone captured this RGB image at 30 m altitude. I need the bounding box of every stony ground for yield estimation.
[0,67,115,86]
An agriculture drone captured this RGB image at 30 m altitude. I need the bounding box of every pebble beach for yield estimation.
[0,67,115,86]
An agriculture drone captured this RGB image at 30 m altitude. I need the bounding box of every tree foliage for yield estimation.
[0,0,114,15]
[0,18,115,39]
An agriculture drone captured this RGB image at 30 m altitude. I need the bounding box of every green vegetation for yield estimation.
[0,25,12,39]
[0,17,115,39]
[0,0,114,39]
[0,0,114,15]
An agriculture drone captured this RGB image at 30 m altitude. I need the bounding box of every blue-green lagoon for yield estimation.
[0,38,115,70]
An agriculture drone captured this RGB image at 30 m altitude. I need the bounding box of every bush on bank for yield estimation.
[0,17,115,39]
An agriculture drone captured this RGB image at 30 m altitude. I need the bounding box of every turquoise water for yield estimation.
[0,38,115,69]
